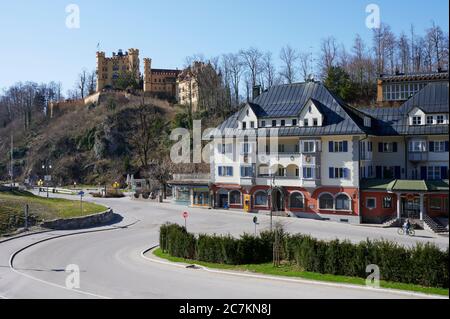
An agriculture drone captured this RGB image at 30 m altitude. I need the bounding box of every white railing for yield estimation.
[172,173,211,181]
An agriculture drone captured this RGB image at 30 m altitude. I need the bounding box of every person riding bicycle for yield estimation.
[403,219,411,235]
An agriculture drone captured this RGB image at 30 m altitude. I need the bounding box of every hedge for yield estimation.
[159,223,449,288]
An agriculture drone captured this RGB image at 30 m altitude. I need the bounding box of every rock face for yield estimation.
[40,209,115,230]
[93,113,130,160]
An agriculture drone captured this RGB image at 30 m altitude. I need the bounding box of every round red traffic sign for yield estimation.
[182,211,189,219]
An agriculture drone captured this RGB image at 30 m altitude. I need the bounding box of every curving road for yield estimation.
[0,193,448,299]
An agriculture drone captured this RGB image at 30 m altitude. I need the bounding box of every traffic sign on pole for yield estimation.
[182,211,189,230]
[253,216,259,235]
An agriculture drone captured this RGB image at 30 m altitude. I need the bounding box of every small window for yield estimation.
[313,118,318,126]
[336,194,350,211]
[229,191,241,204]
[412,116,422,125]
[437,115,445,124]
[254,192,268,206]
[281,120,286,126]
[426,116,434,125]
[272,120,277,127]
[366,198,376,209]
[250,121,255,128]
[242,122,247,129]
[292,119,297,126]
[319,193,334,210]
[304,119,309,127]
[382,196,393,209]
[430,198,442,210]
[261,120,266,127]
[290,193,305,209]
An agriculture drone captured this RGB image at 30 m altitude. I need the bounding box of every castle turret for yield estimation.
[96,51,106,92]
[128,48,140,79]
[143,58,152,93]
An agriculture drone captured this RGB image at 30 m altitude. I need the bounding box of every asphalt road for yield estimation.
[0,193,448,299]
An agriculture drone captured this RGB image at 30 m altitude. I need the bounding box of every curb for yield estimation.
[141,246,448,300]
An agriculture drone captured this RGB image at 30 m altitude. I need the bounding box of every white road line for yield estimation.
[6,220,141,300]
[141,246,448,300]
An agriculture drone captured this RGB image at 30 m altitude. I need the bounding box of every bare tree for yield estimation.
[299,51,312,81]
[223,53,244,106]
[319,37,338,76]
[279,45,298,84]
[261,51,276,88]
[77,70,88,99]
[239,47,263,88]
[87,70,97,95]
[426,21,446,71]
[398,32,410,73]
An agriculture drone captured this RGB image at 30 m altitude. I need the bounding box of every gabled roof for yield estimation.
[212,81,448,139]
[360,179,449,192]
[214,82,366,137]
[359,82,449,136]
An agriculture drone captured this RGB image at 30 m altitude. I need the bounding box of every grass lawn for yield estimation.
[153,248,449,297]
[0,189,106,235]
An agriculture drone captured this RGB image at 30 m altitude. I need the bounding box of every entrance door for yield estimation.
[401,197,420,219]
[272,189,284,211]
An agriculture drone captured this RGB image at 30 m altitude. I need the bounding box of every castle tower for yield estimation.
[96,51,106,92]
[143,58,152,93]
[128,48,140,79]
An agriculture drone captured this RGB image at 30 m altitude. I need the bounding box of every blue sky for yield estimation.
[0,0,448,92]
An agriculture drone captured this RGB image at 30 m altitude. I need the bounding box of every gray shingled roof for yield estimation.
[359,82,449,136]
[213,82,367,137]
[210,81,448,138]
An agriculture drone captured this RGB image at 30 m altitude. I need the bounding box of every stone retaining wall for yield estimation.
[40,209,114,230]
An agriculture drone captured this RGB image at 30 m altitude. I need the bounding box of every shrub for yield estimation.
[158,223,449,288]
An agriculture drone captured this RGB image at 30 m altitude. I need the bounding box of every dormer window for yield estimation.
[437,115,444,124]
[427,116,434,125]
[412,116,422,125]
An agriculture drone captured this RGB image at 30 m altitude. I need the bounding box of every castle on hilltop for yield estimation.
[96,48,181,97]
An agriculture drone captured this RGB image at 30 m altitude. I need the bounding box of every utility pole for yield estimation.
[10,133,14,189]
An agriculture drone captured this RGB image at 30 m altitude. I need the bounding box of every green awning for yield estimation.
[361,179,449,192]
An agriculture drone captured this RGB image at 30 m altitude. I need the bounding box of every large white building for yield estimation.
[207,81,448,229]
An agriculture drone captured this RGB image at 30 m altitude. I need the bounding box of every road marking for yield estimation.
[8,219,140,299]
[141,246,448,300]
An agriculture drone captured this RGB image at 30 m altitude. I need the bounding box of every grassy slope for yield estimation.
[0,190,106,234]
[153,248,449,297]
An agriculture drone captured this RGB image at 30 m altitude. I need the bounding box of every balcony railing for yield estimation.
[360,151,373,161]
[408,151,428,162]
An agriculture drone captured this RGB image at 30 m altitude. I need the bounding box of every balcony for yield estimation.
[240,176,256,186]
[360,151,373,161]
[408,152,428,162]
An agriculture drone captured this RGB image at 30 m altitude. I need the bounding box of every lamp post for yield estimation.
[268,172,276,232]
[42,161,52,198]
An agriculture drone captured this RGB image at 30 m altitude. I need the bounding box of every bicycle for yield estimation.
[397,227,415,236]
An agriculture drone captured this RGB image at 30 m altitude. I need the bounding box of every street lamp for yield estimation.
[42,161,52,198]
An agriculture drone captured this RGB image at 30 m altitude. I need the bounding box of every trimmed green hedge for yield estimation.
[159,223,449,288]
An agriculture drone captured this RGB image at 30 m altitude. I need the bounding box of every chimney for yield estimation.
[252,85,261,100]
